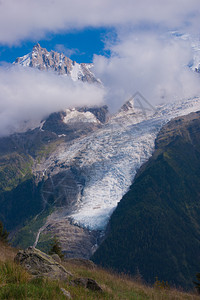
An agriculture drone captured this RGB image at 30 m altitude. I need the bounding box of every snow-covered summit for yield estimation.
[13,43,100,83]
[63,108,101,124]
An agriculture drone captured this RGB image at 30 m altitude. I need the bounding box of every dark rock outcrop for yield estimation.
[72,277,102,292]
[14,247,72,280]
[42,108,102,137]
[51,253,61,263]
[77,105,109,123]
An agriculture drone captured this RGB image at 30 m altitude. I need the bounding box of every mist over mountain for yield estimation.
[1,35,200,137]
[93,33,200,111]
[0,44,105,137]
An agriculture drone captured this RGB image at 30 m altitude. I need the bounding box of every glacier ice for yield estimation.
[52,97,200,230]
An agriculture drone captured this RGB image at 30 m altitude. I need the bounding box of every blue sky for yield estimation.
[0,1,199,65]
[0,27,115,64]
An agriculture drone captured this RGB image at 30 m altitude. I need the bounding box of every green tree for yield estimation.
[0,220,9,243]
[49,236,64,259]
[193,273,200,293]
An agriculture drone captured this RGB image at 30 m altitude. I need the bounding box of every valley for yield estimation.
[1,43,200,290]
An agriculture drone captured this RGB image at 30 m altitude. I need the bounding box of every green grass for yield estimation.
[62,261,200,300]
[0,261,66,300]
[0,278,66,300]
[12,207,53,249]
[0,257,199,300]
[0,261,30,284]
[37,232,54,254]
[35,139,63,164]
[0,152,33,191]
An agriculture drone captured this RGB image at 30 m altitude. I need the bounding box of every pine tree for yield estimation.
[49,236,64,259]
[0,220,9,243]
[194,273,200,294]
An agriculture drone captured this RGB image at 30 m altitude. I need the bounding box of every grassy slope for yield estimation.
[0,152,33,191]
[0,129,61,241]
[92,112,200,289]
[11,207,54,249]
[0,242,199,300]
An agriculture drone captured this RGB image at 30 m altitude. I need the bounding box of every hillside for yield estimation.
[0,242,199,299]
[0,105,107,250]
[2,96,200,261]
[92,111,200,289]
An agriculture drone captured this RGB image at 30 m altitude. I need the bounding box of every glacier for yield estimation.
[43,96,200,231]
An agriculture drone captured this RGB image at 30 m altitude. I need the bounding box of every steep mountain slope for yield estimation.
[92,111,200,289]
[2,95,200,261]
[3,41,200,259]
[14,43,100,84]
[0,106,108,246]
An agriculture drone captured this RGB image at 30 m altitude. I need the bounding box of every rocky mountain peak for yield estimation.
[33,43,42,51]
[119,98,134,112]
[14,44,100,84]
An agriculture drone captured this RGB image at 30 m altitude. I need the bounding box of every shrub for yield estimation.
[154,277,170,290]
[193,273,200,293]
[49,236,64,259]
[0,220,8,243]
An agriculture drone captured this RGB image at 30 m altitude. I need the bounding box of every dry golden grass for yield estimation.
[0,244,199,300]
[62,260,200,300]
[0,241,18,262]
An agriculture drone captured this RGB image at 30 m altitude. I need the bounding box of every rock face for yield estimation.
[72,277,102,292]
[60,288,72,299]
[41,106,107,137]
[14,247,72,280]
[38,219,100,259]
[51,253,61,263]
[14,246,102,295]
[14,43,100,84]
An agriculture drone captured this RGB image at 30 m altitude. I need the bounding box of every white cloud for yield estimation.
[0,0,200,45]
[0,66,105,136]
[54,44,81,58]
[0,0,200,135]
[93,33,200,111]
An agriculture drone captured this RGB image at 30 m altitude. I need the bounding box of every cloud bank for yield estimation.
[0,66,105,136]
[93,33,200,110]
[0,0,200,45]
[1,1,200,135]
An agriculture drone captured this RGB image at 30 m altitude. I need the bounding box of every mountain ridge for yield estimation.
[13,43,100,84]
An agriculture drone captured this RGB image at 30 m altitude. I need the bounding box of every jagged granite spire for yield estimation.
[32,43,41,50]
[14,44,100,84]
